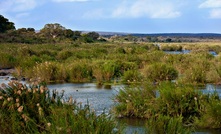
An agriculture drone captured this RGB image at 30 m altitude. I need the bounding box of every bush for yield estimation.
[114,82,156,118]
[143,63,178,82]
[121,70,143,83]
[68,62,92,82]
[156,82,204,123]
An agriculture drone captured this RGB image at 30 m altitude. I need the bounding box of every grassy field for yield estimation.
[1,41,221,85]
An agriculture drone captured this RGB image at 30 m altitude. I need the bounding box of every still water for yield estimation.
[1,76,221,133]
[48,82,221,134]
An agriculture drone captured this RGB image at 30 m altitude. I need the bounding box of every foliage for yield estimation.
[114,82,221,132]
[114,82,156,118]
[68,61,92,82]
[161,44,182,51]
[143,63,178,82]
[121,70,143,84]
[0,81,122,134]
[194,92,221,129]
[0,15,15,33]
[147,115,192,134]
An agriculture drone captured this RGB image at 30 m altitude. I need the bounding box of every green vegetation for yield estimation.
[0,81,122,134]
[1,14,221,133]
[1,42,221,86]
[114,82,221,133]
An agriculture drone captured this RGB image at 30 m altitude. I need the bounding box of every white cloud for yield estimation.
[0,0,38,13]
[112,0,181,19]
[199,0,221,8]
[210,9,221,18]
[199,0,221,19]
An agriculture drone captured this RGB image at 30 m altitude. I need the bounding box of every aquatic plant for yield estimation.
[142,63,178,82]
[0,81,122,134]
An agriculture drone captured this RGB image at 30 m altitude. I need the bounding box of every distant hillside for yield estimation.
[130,33,221,38]
[96,32,221,38]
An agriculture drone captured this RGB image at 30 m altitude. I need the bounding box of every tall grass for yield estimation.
[113,82,221,133]
[0,81,122,134]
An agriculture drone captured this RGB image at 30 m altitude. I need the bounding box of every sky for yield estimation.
[0,0,221,33]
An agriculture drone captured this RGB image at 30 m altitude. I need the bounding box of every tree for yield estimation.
[87,32,99,40]
[40,23,66,39]
[0,15,15,33]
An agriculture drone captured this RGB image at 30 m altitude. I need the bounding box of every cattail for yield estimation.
[47,123,51,127]
[40,86,44,94]
[17,90,22,95]
[7,97,12,102]
[22,114,28,122]
[16,98,19,103]
[16,103,20,107]
[18,106,23,113]
[194,97,197,101]
[38,107,43,116]
[68,96,73,104]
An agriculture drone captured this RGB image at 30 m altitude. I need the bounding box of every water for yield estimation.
[47,83,123,114]
[1,77,221,133]
[164,50,218,56]
[47,83,221,134]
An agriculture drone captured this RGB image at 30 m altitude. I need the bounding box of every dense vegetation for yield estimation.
[1,14,221,133]
[0,81,122,134]
[1,42,221,85]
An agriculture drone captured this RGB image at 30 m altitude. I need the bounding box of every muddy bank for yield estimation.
[0,68,15,76]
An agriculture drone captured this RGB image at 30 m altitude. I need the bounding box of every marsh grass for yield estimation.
[0,81,122,134]
[142,62,178,82]
[114,82,221,133]
[147,115,192,134]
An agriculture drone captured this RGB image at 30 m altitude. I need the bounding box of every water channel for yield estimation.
[1,76,221,133]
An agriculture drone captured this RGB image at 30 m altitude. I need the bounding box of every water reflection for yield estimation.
[47,83,122,115]
[1,77,221,133]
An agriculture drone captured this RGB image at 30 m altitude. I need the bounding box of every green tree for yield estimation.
[0,15,15,33]
[40,23,66,39]
[87,31,99,40]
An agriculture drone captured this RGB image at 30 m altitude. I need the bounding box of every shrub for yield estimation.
[180,59,209,84]
[0,52,18,68]
[56,50,72,60]
[194,93,221,129]
[114,82,156,118]
[68,62,92,82]
[143,63,178,82]
[121,70,143,83]
[156,82,204,123]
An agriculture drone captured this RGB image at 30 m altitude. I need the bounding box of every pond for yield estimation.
[47,82,221,134]
[1,76,221,133]
[164,50,218,56]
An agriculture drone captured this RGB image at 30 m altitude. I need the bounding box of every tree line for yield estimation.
[0,15,103,44]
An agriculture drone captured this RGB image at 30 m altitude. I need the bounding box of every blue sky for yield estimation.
[0,0,221,33]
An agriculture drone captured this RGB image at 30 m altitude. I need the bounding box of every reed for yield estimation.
[0,81,122,134]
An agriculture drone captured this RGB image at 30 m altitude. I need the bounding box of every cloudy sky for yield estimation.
[0,0,221,33]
